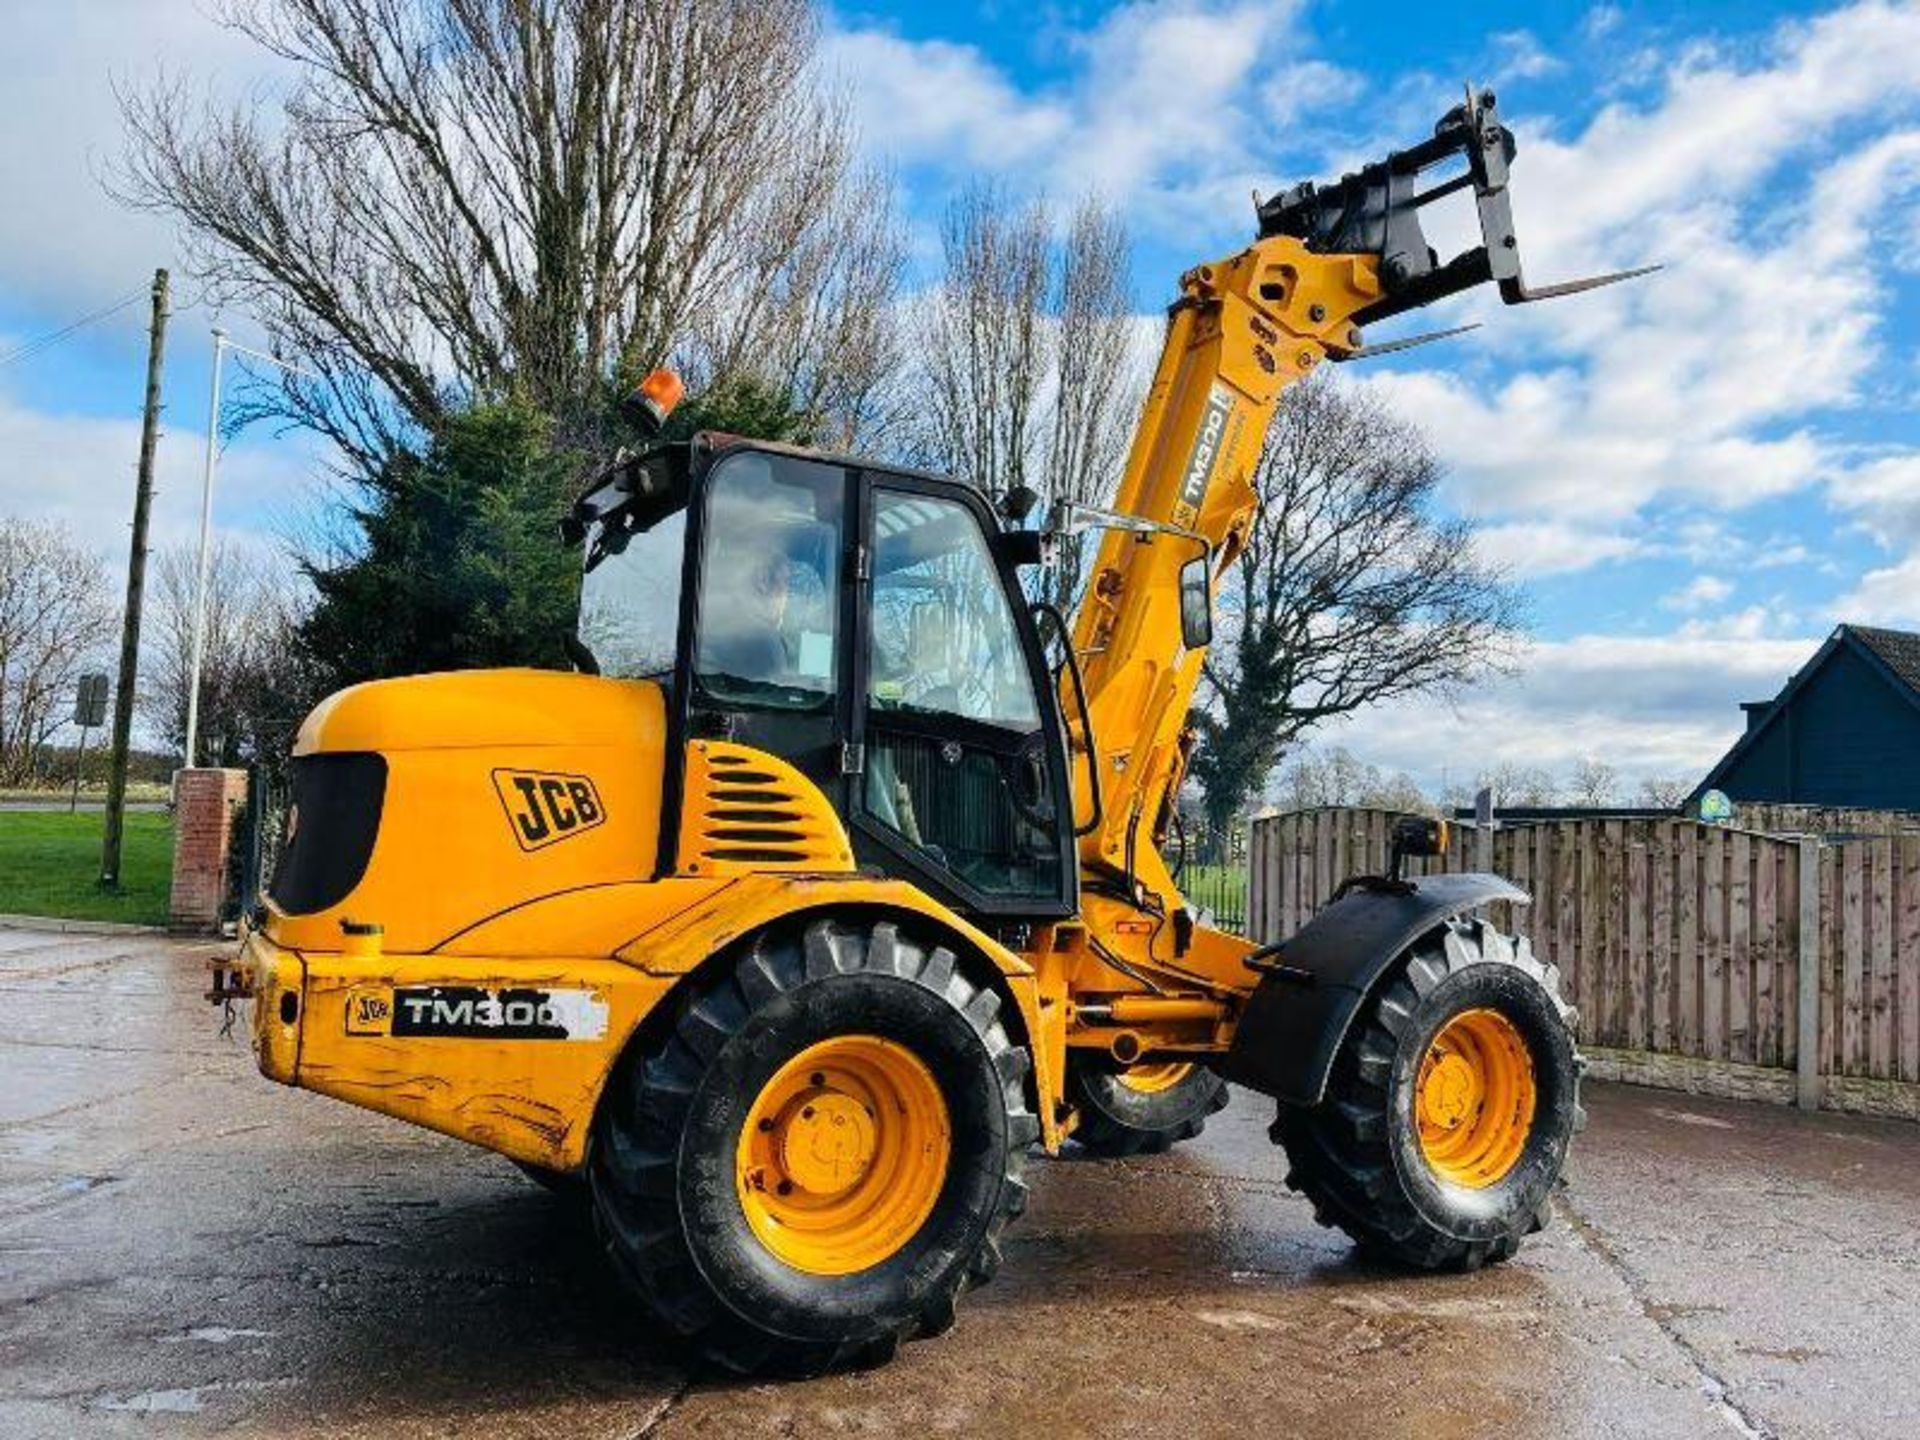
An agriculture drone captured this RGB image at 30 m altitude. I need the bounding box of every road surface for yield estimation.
[3,928,1916,1438]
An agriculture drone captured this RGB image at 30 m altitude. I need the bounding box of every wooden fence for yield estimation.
[1248,808,1920,1119]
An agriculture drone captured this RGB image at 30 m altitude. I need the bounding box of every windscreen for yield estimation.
[577,508,687,678]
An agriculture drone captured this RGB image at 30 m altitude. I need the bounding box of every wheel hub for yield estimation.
[1113,1060,1195,1096]
[775,1089,877,1196]
[736,1035,951,1275]
[1415,1007,1537,1189]
[1418,1051,1480,1131]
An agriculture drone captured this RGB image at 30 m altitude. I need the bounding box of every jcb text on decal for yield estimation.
[491,769,606,851]
[387,986,610,1040]
[1176,385,1235,521]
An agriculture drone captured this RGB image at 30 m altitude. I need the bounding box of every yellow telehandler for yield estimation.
[218,90,1647,1374]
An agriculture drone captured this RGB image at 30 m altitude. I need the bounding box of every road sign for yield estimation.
[69,673,110,812]
[73,672,109,728]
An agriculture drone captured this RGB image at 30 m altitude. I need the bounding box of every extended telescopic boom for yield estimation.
[1063,88,1652,974]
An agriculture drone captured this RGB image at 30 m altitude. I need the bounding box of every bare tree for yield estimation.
[1567,757,1621,807]
[144,545,278,768]
[918,183,1053,499]
[1188,377,1524,835]
[0,520,117,787]
[1042,197,1139,611]
[1638,775,1691,810]
[914,185,1143,612]
[1574,760,1620,806]
[144,541,308,766]
[1275,745,1433,814]
[1488,763,1560,807]
[689,161,907,454]
[118,0,890,467]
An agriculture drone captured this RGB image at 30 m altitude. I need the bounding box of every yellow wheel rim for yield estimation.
[1114,1060,1194,1096]
[1416,1008,1536,1189]
[735,1035,951,1276]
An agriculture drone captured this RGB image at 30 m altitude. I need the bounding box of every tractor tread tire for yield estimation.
[1068,1061,1230,1157]
[1274,917,1582,1272]
[589,916,1035,1377]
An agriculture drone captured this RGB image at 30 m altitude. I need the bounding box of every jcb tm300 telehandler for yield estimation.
[219,91,1647,1374]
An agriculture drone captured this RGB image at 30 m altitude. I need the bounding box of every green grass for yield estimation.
[1179,863,1249,929]
[0,781,171,804]
[1179,863,1247,897]
[0,811,174,925]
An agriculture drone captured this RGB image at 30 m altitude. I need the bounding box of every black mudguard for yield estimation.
[1219,872,1528,1107]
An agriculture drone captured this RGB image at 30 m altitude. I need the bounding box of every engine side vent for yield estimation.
[679,741,854,876]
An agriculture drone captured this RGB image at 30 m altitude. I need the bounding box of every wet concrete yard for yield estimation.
[3,927,1917,1438]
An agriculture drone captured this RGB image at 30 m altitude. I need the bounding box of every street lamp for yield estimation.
[184,328,317,768]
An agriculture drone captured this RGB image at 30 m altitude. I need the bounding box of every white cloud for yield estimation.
[1839,553,1920,627]
[820,31,1071,173]
[1474,518,1640,578]
[1490,30,1564,81]
[826,2,1305,239]
[1582,6,1624,43]
[0,386,323,582]
[0,1,290,316]
[1661,574,1733,612]
[1830,453,1920,544]
[1259,60,1366,130]
[1320,627,1815,793]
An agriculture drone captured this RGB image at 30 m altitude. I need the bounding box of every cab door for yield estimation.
[681,448,853,813]
[853,482,1075,920]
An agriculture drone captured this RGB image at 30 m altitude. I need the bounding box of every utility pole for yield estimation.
[101,269,169,890]
[184,331,312,768]
[184,328,225,770]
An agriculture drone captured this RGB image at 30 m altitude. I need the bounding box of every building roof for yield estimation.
[1848,624,1920,696]
[1694,623,1920,799]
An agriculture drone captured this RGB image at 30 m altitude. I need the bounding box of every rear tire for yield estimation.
[1274,918,1581,1270]
[1067,1056,1229,1157]
[589,916,1036,1376]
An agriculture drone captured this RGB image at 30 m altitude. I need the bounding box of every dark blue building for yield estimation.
[1695,624,1920,809]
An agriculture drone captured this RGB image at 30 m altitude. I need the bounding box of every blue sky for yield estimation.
[4,0,1920,795]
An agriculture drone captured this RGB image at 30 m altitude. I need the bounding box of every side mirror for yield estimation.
[992,529,1046,568]
[1178,553,1212,649]
[1001,483,1040,524]
[1388,815,1448,881]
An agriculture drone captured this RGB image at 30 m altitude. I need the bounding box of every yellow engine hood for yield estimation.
[296,668,653,754]
[271,668,669,955]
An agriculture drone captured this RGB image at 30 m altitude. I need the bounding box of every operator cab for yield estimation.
[574,436,1077,922]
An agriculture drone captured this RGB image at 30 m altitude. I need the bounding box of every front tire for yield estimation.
[589,917,1036,1375]
[1275,918,1581,1270]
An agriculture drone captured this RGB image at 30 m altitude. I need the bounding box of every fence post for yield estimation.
[1797,836,1823,1111]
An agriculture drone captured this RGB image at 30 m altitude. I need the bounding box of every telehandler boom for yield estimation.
[221,90,1644,1374]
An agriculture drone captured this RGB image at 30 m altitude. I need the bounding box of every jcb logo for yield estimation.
[344,987,392,1036]
[492,769,606,851]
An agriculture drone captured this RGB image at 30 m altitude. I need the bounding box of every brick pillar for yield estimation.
[170,768,249,931]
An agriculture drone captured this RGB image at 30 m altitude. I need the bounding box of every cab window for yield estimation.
[867,493,1040,729]
[694,452,843,710]
[862,489,1060,905]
